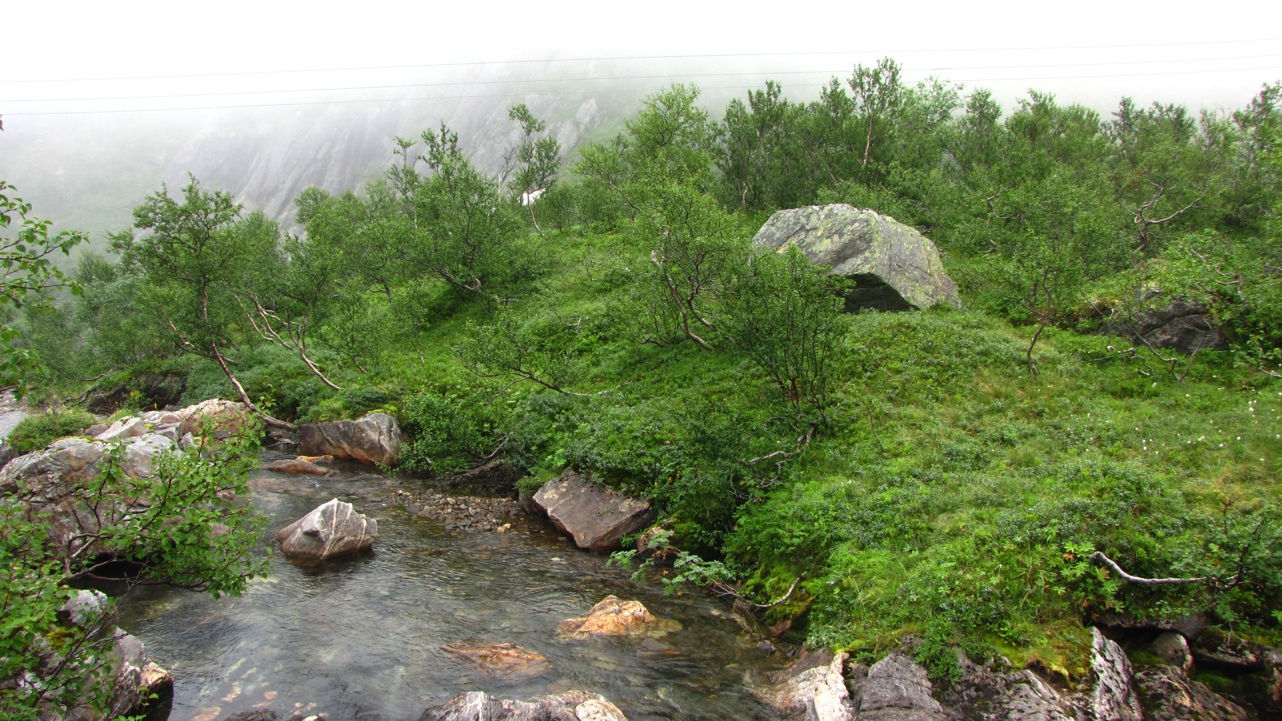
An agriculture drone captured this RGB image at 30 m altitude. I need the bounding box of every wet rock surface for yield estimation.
[419,690,627,721]
[274,498,378,561]
[557,595,682,638]
[297,412,402,466]
[261,458,333,476]
[531,469,653,552]
[752,204,961,311]
[386,486,520,531]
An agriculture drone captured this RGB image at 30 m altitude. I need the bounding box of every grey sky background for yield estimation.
[4,0,1281,117]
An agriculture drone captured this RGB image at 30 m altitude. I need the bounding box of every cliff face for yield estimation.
[160,91,610,230]
[0,84,620,244]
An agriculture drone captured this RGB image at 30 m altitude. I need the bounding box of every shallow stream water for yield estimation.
[116,454,786,721]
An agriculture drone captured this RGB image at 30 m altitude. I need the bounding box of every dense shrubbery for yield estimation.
[6,408,95,453]
[7,65,1282,675]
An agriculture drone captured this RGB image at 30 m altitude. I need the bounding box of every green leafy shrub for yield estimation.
[7,408,96,453]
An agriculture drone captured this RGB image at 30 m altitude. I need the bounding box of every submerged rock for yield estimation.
[557,595,681,638]
[531,469,653,552]
[752,204,960,311]
[275,498,377,561]
[441,642,552,676]
[297,412,402,466]
[262,458,333,476]
[419,690,627,721]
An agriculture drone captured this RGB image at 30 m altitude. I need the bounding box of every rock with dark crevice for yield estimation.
[1192,628,1267,671]
[752,204,960,312]
[1100,298,1226,355]
[531,469,653,552]
[275,498,377,561]
[938,653,1075,721]
[1135,663,1250,721]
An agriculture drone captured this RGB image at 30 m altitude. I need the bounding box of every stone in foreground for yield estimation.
[752,204,960,311]
[768,649,855,721]
[419,690,627,721]
[857,652,946,721]
[531,469,653,552]
[275,498,377,561]
[557,595,681,638]
[442,642,552,676]
[297,412,403,466]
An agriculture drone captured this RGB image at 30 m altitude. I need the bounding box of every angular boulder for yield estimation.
[297,413,402,466]
[420,690,627,721]
[175,398,251,438]
[769,649,855,721]
[96,416,148,442]
[275,498,377,561]
[752,204,960,311]
[1091,627,1143,721]
[855,652,946,721]
[531,469,653,552]
[557,595,681,638]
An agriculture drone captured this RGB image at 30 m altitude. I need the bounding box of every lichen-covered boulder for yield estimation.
[752,204,960,311]
[531,469,653,552]
[297,413,403,466]
[275,498,377,561]
[419,690,627,721]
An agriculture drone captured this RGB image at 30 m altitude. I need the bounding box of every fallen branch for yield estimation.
[1089,552,1208,585]
[754,576,802,610]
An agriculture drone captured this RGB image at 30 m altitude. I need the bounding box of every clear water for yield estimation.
[116,455,785,721]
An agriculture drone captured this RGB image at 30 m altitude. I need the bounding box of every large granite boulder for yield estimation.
[752,204,960,311]
[297,413,403,466]
[275,498,377,561]
[420,691,627,721]
[175,398,252,438]
[0,434,176,558]
[531,469,654,552]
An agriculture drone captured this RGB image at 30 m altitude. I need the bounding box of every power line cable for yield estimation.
[4,64,1279,117]
[7,54,1282,105]
[2,37,1279,84]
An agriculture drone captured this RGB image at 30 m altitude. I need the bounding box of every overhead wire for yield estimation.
[1,36,1279,84]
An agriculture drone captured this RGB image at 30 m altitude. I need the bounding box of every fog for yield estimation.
[2,0,1280,239]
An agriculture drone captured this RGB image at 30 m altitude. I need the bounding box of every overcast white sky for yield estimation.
[3,0,1281,119]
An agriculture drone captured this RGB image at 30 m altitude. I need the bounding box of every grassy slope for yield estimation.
[154,228,1282,676]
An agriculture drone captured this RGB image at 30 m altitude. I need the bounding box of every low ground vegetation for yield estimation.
[5,68,1282,686]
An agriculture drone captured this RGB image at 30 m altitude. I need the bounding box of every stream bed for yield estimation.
[116,454,787,721]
